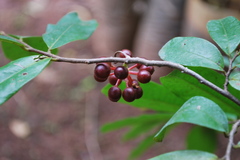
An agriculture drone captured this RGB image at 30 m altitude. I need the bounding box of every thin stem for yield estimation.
[128,64,138,70]
[224,51,240,91]
[129,71,138,75]
[126,75,133,87]
[110,66,116,70]
[224,119,240,160]
[54,56,240,106]
[2,32,240,106]
[0,32,60,59]
[115,79,122,87]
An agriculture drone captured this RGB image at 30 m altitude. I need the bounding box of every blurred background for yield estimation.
[0,0,240,159]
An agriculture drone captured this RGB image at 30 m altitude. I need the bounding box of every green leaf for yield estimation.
[101,114,170,159]
[229,72,240,91]
[101,81,185,112]
[207,16,240,55]
[154,96,229,142]
[223,55,240,68]
[0,35,23,46]
[160,68,240,114]
[43,12,98,49]
[234,56,240,68]
[159,37,224,71]
[2,36,58,60]
[101,113,172,133]
[225,112,238,121]
[148,150,218,160]
[129,135,155,159]
[0,56,51,105]
[186,126,217,153]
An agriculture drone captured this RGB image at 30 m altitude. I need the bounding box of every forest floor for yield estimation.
[0,0,239,160]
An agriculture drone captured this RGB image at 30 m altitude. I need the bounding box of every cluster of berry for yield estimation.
[94,49,154,102]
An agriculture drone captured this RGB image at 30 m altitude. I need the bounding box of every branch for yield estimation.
[2,32,240,106]
[42,55,240,106]
[224,119,240,160]
[224,51,240,91]
[0,32,59,59]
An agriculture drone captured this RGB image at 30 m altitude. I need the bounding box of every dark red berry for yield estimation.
[128,79,139,87]
[94,74,108,82]
[119,49,132,58]
[108,86,122,102]
[132,79,139,86]
[137,70,151,83]
[94,63,111,79]
[139,65,155,75]
[114,66,129,79]
[109,74,121,85]
[133,86,143,99]
[123,87,135,102]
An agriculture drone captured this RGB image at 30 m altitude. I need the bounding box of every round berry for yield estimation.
[119,49,132,58]
[94,74,108,82]
[139,65,155,75]
[123,87,135,102]
[109,74,121,85]
[133,86,143,99]
[137,70,151,83]
[132,79,139,86]
[94,63,110,79]
[114,66,129,79]
[128,79,139,87]
[108,86,122,102]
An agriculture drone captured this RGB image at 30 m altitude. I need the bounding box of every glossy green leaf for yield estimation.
[159,37,224,71]
[207,16,240,55]
[154,96,229,142]
[0,35,23,46]
[229,72,240,91]
[101,82,184,112]
[101,113,172,133]
[2,36,58,60]
[129,135,155,159]
[0,56,51,105]
[160,68,240,114]
[43,12,98,49]
[223,55,240,68]
[187,126,217,153]
[235,56,240,68]
[234,54,240,68]
[223,56,230,67]
[148,150,218,160]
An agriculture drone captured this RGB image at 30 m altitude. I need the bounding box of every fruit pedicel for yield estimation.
[94,49,154,102]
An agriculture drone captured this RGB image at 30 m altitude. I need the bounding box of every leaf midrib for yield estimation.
[48,23,75,50]
[220,19,231,54]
